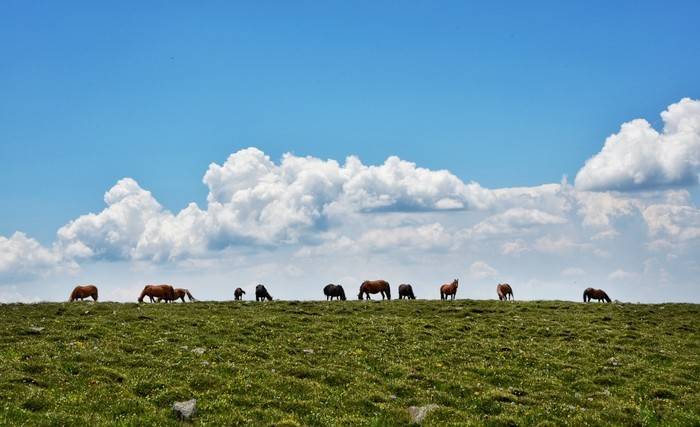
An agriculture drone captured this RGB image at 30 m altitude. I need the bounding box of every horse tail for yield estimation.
[168,286,176,301]
[93,287,98,301]
[186,290,195,301]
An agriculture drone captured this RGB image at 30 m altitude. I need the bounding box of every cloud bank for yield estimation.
[1,98,700,302]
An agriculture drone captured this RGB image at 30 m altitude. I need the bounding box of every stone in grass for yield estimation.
[172,399,197,420]
[408,404,439,424]
[192,347,206,355]
[607,357,620,367]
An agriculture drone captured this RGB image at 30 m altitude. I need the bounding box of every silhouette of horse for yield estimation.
[440,279,459,301]
[70,285,98,302]
[138,284,176,303]
[255,284,273,301]
[497,283,514,301]
[398,284,415,300]
[158,288,195,302]
[583,287,611,303]
[234,287,246,300]
[358,280,391,300]
[323,284,346,301]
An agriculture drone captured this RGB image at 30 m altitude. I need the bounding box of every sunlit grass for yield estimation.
[0,300,698,425]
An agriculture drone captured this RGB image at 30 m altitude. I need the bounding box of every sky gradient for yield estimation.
[1,2,699,302]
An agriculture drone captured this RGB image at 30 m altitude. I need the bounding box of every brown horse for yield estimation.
[496,283,514,301]
[138,284,176,303]
[398,284,415,300]
[70,285,98,302]
[358,280,391,300]
[234,287,246,300]
[583,287,611,303]
[158,288,195,303]
[440,279,459,300]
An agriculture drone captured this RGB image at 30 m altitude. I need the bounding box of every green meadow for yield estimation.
[0,300,698,426]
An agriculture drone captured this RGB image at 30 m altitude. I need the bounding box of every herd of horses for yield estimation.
[68,281,612,303]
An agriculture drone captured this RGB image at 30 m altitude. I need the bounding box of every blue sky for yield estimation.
[1,2,699,302]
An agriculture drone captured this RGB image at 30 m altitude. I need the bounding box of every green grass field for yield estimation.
[0,300,698,426]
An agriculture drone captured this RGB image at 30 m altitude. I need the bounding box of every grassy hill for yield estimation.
[0,300,698,426]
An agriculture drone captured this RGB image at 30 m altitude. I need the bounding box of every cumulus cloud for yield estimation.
[470,260,498,279]
[4,138,700,299]
[574,191,636,228]
[575,98,700,191]
[501,239,529,256]
[0,232,74,281]
[642,203,700,242]
[469,208,566,238]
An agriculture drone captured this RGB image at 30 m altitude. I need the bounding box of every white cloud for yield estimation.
[608,269,637,280]
[470,260,498,279]
[501,239,529,256]
[575,98,700,191]
[0,232,74,281]
[642,203,700,241]
[470,208,566,238]
[574,191,636,228]
[56,178,173,260]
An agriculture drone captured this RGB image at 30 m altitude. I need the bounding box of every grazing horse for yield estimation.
[583,287,611,303]
[496,283,514,301]
[138,284,176,303]
[358,280,391,300]
[70,285,98,302]
[234,287,246,300]
[255,284,273,301]
[323,284,347,301]
[398,284,415,300]
[158,288,195,303]
[440,279,459,301]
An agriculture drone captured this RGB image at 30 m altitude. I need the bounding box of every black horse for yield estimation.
[398,284,415,300]
[255,284,273,301]
[234,287,246,300]
[323,284,346,301]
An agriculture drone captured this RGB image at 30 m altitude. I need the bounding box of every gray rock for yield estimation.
[29,326,45,333]
[408,404,439,424]
[607,357,620,366]
[303,349,314,354]
[191,347,206,355]
[172,399,197,420]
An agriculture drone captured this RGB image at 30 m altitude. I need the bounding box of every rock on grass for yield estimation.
[172,399,197,420]
[408,404,439,424]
